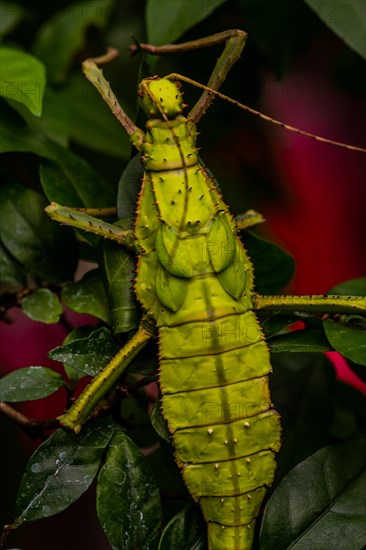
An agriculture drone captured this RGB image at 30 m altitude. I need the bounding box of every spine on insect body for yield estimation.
[133,79,281,550]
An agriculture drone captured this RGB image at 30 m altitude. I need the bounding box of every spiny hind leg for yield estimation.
[253,293,366,315]
[235,210,265,230]
[60,321,155,433]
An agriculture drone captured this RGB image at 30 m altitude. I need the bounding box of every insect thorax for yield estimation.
[139,115,198,171]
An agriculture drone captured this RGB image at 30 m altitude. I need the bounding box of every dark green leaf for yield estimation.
[0,182,77,283]
[14,419,117,526]
[0,102,50,155]
[323,317,366,366]
[0,238,25,284]
[61,325,98,384]
[260,439,366,549]
[120,392,158,448]
[238,0,320,77]
[147,443,187,499]
[150,395,170,442]
[22,289,63,324]
[128,348,158,377]
[0,367,64,402]
[245,231,295,294]
[100,231,139,334]
[146,0,227,45]
[117,154,144,219]
[158,504,206,550]
[328,276,366,296]
[39,149,115,208]
[61,270,110,323]
[96,430,161,550]
[33,0,115,82]
[0,107,115,208]
[332,381,366,440]
[269,328,331,353]
[262,313,301,339]
[0,48,46,116]
[270,353,335,478]
[49,327,120,376]
[304,0,366,60]
[62,74,130,158]
[8,85,71,146]
[0,2,25,37]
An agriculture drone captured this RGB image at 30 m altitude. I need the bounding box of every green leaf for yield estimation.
[33,0,115,82]
[14,419,117,526]
[61,270,110,323]
[158,504,206,550]
[245,231,295,294]
[303,0,366,60]
[48,327,120,376]
[238,0,321,77]
[117,154,144,219]
[8,85,71,147]
[100,231,139,334]
[262,313,301,339]
[0,104,115,208]
[0,367,64,402]
[260,439,366,549]
[39,156,115,208]
[0,2,25,37]
[61,325,97,384]
[146,0,228,45]
[323,317,366,366]
[328,276,366,296]
[0,238,25,284]
[62,74,130,158]
[96,430,161,550]
[22,289,63,324]
[270,353,336,478]
[0,182,77,283]
[120,392,159,448]
[0,48,46,116]
[150,395,170,443]
[269,328,331,353]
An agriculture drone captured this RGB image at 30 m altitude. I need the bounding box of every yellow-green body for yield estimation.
[133,79,281,549]
[48,43,366,550]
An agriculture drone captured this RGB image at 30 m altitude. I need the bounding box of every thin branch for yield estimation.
[126,375,158,394]
[0,289,27,323]
[0,524,13,549]
[0,402,59,440]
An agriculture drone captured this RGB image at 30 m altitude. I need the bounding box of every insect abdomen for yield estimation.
[134,113,281,549]
[159,304,281,549]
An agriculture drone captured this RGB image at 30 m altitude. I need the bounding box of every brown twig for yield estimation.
[126,375,158,394]
[0,402,59,440]
[0,289,27,323]
[0,524,13,549]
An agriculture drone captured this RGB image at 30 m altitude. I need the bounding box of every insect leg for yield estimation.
[45,202,138,251]
[236,209,266,230]
[59,321,155,433]
[82,48,144,143]
[130,29,247,123]
[253,293,366,315]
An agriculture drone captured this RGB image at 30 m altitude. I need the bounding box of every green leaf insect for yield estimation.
[45,30,366,550]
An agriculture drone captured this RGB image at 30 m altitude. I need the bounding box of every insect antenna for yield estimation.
[166,73,366,154]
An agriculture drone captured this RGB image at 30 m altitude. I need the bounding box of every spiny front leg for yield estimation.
[253,293,366,315]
